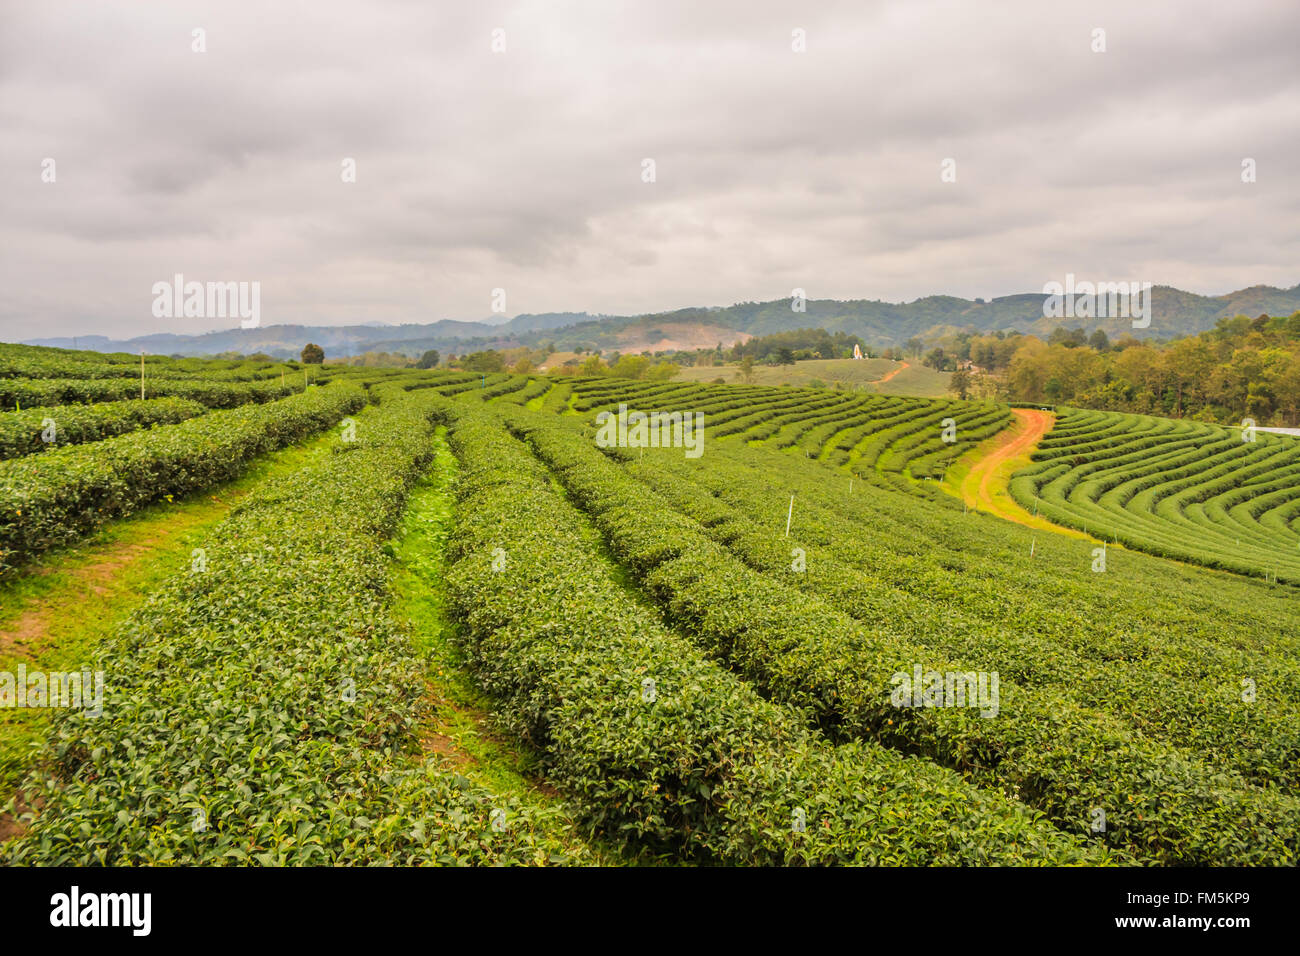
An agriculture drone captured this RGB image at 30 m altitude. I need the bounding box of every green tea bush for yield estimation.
[3,388,584,865]
[435,399,1104,864]
[501,405,1300,865]
[0,385,365,573]
[0,397,208,459]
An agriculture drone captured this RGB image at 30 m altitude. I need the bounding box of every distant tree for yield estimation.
[774,347,796,365]
[905,337,924,359]
[738,355,756,384]
[923,347,947,370]
[610,354,651,379]
[1088,330,1110,352]
[1049,326,1087,348]
[462,350,506,373]
[949,368,972,400]
[348,350,409,367]
[301,343,325,364]
[512,357,535,375]
[416,349,441,369]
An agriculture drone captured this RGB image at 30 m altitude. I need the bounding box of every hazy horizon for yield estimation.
[21,276,1300,349]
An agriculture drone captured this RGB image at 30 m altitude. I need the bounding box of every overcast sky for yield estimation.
[1,0,1297,340]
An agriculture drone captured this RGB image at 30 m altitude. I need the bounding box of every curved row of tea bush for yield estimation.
[853,401,1009,495]
[538,379,574,414]
[644,427,1300,719]
[0,397,209,460]
[709,392,863,441]
[0,385,365,573]
[501,376,553,406]
[565,379,1008,498]
[611,440,1300,792]
[894,404,1009,486]
[569,380,710,414]
[435,398,1104,864]
[479,375,533,401]
[499,405,1299,864]
[2,388,585,864]
[758,395,890,448]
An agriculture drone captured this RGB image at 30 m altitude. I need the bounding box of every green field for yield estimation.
[2,343,1297,866]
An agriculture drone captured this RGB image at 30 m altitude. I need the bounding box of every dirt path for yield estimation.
[947,408,1092,539]
[1,541,167,659]
[872,361,909,384]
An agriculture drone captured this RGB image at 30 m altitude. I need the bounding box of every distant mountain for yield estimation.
[22,284,1300,358]
[685,285,1300,344]
[26,321,497,359]
[503,312,607,333]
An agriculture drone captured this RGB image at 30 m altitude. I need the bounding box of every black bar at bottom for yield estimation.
[0,865,1280,943]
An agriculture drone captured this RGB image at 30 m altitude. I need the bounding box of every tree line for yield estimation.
[933,313,1300,424]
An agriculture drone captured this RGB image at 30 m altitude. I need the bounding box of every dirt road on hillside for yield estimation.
[951,408,1090,539]
[872,361,909,384]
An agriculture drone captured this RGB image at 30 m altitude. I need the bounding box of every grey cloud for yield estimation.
[0,0,1297,339]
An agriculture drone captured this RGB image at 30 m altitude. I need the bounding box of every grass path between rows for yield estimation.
[0,415,355,824]
[389,429,617,864]
[942,408,1094,541]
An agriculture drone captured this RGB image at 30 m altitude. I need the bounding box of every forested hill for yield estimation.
[24,284,1300,359]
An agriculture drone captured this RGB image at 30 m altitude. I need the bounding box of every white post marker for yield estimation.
[1030,537,1036,558]
[786,495,794,537]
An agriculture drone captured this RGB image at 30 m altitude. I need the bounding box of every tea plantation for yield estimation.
[1,343,1296,866]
